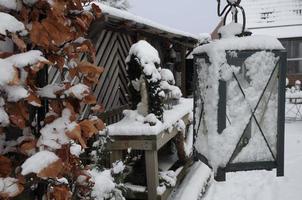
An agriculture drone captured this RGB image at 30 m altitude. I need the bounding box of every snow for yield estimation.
[4,85,29,102]
[21,150,59,175]
[0,12,26,36]
[286,90,302,99]
[160,81,182,100]
[0,177,21,197]
[0,59,17,86]
[0,0,19,10]
[64,83,90,100]
[112,160,125,174]
[23,0,38,6]
[194,42,281,172]
[171,105,302,200]
[5,50,48,68]
[160,69,175,85]
[218,22,245,38]
[70,143,83,157]
[159,170,177,187]
[170,161,212,200]
[203,120,302,200]
[0,107,9,127]
[126,40,161,82]
[107,98,193,136]
[89,169,117,200]
[193,35,284,55]
[37,84,65,99]
[86,2,198,40]
[37,109,74,149]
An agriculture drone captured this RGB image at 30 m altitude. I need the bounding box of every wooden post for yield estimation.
[180,47,187,97]
[145,150,159,200]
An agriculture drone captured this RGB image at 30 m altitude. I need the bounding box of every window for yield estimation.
[280,38,302,74]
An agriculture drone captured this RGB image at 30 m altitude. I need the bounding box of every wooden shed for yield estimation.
[49,3,198,125]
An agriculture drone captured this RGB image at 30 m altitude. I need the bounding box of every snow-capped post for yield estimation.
[193,1,287,181]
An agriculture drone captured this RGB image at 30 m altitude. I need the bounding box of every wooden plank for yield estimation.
[180,47,187,97]
[108,140,155,150]
[145,150,159,200]
[156,114,190,150]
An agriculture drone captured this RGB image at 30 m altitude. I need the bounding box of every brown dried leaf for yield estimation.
[50,100,64,115]
[30,21,51,49]
[6,102,29,128]
[79,120,98,139]
[48,54,65,70]
[27,93,42,107]
[93,118,105,131]
[78,62,103,75]
[65,124,87,148]
[0,52,14,59]
[11,33,26,52]
[37,159,63,178]
[0,178,24,198]
[49,185,72,200]
[8,67,20,85]
[0,156,12,177]
[20,140,37,156]
[83,94,96,105]
[91,3,103,19]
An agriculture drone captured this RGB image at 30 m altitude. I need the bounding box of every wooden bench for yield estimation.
[108,113,191,200]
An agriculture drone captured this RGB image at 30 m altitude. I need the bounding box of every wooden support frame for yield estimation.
[107,113,190,200]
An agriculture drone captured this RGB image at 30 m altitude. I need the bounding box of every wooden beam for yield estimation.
[145,150,159,200]
[180,47,187,97]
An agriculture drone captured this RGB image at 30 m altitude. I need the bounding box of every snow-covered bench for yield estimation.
[107,98,193,200]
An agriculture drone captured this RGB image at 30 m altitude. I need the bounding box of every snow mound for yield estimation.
[5,50,48,68]
[126,40,161,82]
[89,169,116,200]
[0,12,26,35]
[21,150,59,175]
[160,69,175,85]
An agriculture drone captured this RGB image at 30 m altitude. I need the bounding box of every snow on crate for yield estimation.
[21,150,59,175]
[107,98,193,136]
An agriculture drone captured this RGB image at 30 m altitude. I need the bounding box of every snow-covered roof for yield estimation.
[87,2,198,46]
[241,0,302,39]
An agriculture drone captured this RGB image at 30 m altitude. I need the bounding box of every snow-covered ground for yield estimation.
[171,102,302,200]
[203,119,302,200]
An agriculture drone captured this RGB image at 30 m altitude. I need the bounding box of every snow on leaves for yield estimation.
[0,0,106,199]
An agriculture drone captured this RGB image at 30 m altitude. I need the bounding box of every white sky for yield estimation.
[128,0,222,35]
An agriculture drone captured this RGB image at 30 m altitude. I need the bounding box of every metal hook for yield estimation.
[217,0,250,37]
